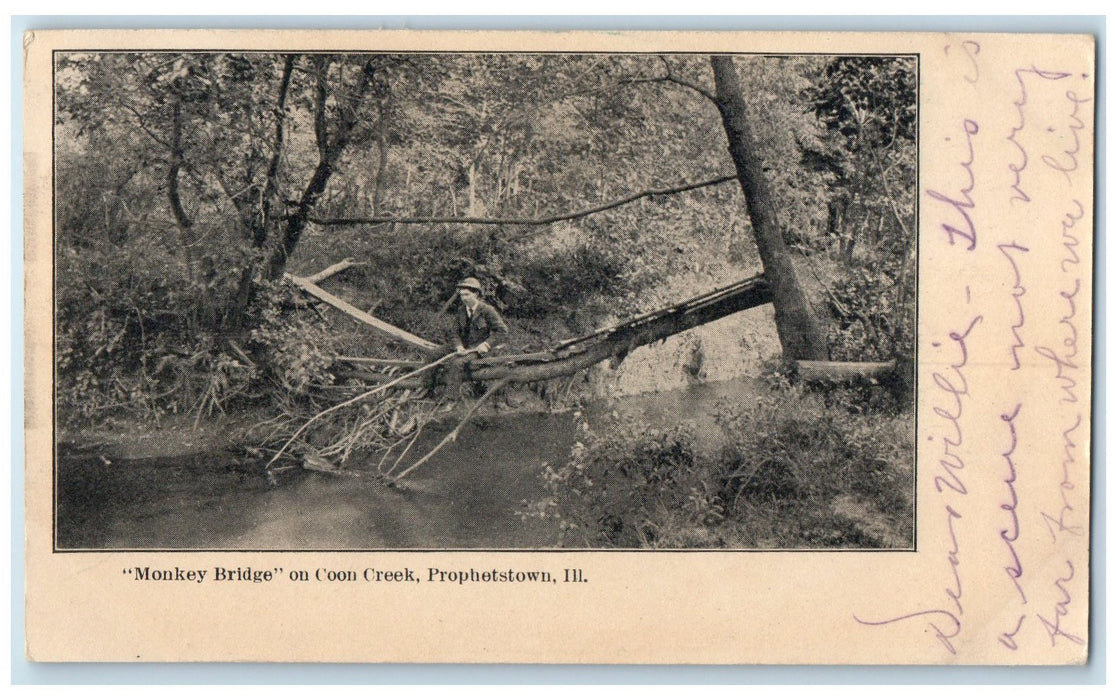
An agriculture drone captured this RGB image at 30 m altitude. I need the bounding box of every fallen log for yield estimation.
[469,349,560,366]
[321,276,772,391]
[305,258,366,284]
[470,275,772,383]
[285,273,442,356]
[550,275,769,352]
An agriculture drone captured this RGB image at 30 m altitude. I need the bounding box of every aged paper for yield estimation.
[24,30,1094,663]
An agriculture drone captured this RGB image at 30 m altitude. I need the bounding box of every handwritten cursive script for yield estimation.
[1034,202,1085,405]
[944,40,982,83]
[854,315,981,654]
[1042,89,1092,182]
[927,119,980,249]
[1007,66,1073,203]
[1040,414,1085,542]
[1038,561,1085,646]
[1060,199,1084,273]
[998,615,1027,651]
[854,506,965,655]
[931,316,983,495]
[998,404,1027,604]
[997,242,1029,369]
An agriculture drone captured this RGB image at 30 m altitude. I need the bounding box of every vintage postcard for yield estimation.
[23,29,1094,663]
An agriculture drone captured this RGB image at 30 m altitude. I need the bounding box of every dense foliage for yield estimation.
[54,52,916,426]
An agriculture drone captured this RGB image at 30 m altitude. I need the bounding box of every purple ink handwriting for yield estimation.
[854,506,965,655]
[1035,202,1084,404]
[999,404,1027,605]
[1042,90,1092,182]
[945,40,982,83]
[1040,414,1084,542]
[927,119,979,249]
[1008,66,1073,203]
[1060,199,1084,273]
[1037,560,1085,646]
[998,615,1027,651]
[1039,197,1086,543]
[854,317,981,654]
[931,315,983,496]
[997,242,1029,369]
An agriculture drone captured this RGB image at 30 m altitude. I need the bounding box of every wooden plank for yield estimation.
[304,258,366,284]
[285,273,442,355]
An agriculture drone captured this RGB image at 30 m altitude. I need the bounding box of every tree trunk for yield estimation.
[710,56,829,361]
[467,161,480,217]
[372,99,390,216]
[166,97,213,334]
[266,57,379,279]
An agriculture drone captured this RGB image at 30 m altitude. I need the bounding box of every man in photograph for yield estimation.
[453,276,508,357]
[445,276,508,396]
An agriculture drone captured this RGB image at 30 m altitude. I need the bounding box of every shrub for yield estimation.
[826,256,914,365]
[714,383,913,539]
[54,241,333,427]
[504,242,630,318]
[534,419,728,548]
[247,280,336,398]
[530,377,914,549]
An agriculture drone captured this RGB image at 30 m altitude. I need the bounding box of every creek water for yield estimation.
[56,377,758,550]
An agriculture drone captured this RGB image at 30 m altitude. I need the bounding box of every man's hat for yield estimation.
[456,277,483,292]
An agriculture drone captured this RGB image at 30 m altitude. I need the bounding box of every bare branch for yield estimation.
[306,174,738,231]
[620,56,718,105]
[662,73,718,104]
[211,166,255,233]
[391,378,510,483]
[304,258,365,284]
[121,101,173,149]
[269,56,381,277]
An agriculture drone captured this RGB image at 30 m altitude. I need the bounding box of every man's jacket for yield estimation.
[455,299,509,350]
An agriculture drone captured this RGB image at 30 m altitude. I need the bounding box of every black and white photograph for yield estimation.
[53,49,918,552]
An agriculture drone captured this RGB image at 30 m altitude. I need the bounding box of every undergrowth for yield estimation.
[526,371,914,549]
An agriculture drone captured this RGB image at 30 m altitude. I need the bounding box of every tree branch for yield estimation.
[210,166,256,233]
[620,56,719,106]
[259,54,296,244]
[312,56,329,163]
[662,73,718,105]
[305,258,365,284]
[122,101,174,149]
[306,174,738,230]
[268,56,380,278]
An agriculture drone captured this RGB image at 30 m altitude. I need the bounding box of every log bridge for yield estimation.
[281,263,896,482]
[287,262,895,387]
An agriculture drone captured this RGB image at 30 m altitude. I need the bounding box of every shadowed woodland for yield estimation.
[55,52,916,549]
